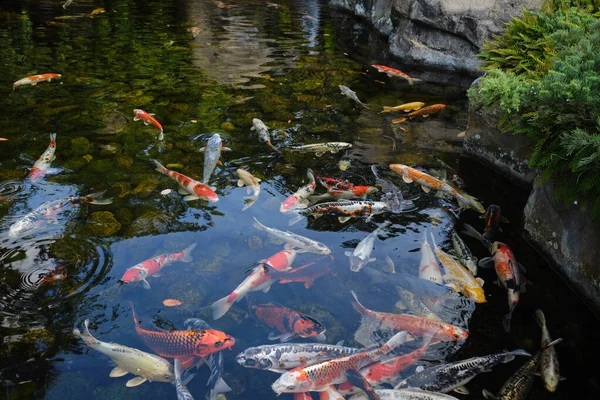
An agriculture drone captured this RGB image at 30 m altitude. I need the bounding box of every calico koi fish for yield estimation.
[271,331,408,393]
[264,255,334,288]
[237,168,261,211]
[482,338,563,400]
[371,64,422,85]
[133,109,164,140]
[389,163,484,213]
[291,200,389,225]
[288,142,353,157]
[152,159,219,202]
[29,133,57,181]
[391,104,446,124]
[131,302,235,369]
[281,168,317,213]
[430,233,486,303]
[200,133,231,186]
[248,302,326,343]
[13,73,61,92]
[380,102,425,113]
[450,230,478,276]
[317,176,378,199]
[346,221,391,272]
[73,319,175,387]
[339,85,369,109]
[120,243,197,289]
[253,217,330,254]
[351,290,469,342]
[534,309,563,392]
[211,249,296,319]
[236,341,361,373]
[419,230,443,284]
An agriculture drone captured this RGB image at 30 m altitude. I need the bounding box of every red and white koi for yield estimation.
[120,243,197,289]
[281,168,317,213]
[419,229,443,284]
[316,176,378,199]
[237,168,261,211]
[152,159,218,202]
[211,249,296,319]
[13,73,62,92]
[253,217,331,254]
[29,133,57,182]
[371,64,421,85]
[133,109,164,140]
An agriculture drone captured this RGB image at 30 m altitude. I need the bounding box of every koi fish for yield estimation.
[389,164,484,213]
[200,133,231,186]
[8,192,112,237]
[152,159,219,202]
[120,243,197,289]
[349,389,459,400]
[39,265,68,286]
[211,249,296,319]
[281,168,317,213]
[296,394,313,400]
[29,133,57,182]
[430,233,485,303]
[419,230,443,284]
[288,142,353,157]
[290,200,389,225]
[380,102,425,113]
[133,109,164,140]
[237,168,261,211]
[317,176,378,199]
[13,73,61,92]
[371,64,422,85]
[482,338,563,400]
[371,166,411,213]
[131,302,235,369]
[62,0,75,9]
[346,369,381,400]
[214,1,231,8]
[395,349,531,394]
[481,205,509,242]
[73,319,175,387]
[479,242,524,332]
[265,255,334,288]
[391,104,446,124]
[346,221,391,272]
[271,331,408,393]
[173,359,195,400]
[251,118,271,144]
[253,217,330,254]
[534,309,564,392]
[351,290,469,343]
[236,341,361,373]
[450,230,478,276]
[339,85,369,109]
[394,286,440,321]
[249,301,326,342]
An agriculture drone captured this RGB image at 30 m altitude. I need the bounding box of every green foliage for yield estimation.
[543,0,600,14]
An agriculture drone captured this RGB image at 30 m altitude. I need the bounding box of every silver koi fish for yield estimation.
[199,133,231,186]
[346,221,391,272]
[251,118,271,144]
[174,358,195,400]
[339,85,369,109]
[349,388,459,400]
[237,168,261,211]
[253,217,331,254]
[29,133,57,182]
[288,142,353,157]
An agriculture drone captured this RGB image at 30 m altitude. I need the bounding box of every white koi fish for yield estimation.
[200,133,231,186]
[251,118,271,144]
[253,217,330,255]
[535,309,564,392]
[13,73,61,92]
[419,230,443,284]
[339,85,369,109]
[152,159,218,202]
[346,221,391,272]
[280,168,316,213]
[29,133,57,182]
[237,168,261,211]
[288,142,353,157]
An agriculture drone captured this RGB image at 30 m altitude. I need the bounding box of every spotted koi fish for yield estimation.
[13,73,61,92]
[281,169,317,213]
[371,166,410,214]
[371,64,421,85]
[290,200,389,225]
[120,243,197,289]
[419,230,443,284]
[316,176,378,199]
[351,290,469,343]
[249,302,326,343]
[131,302,235,369]
[134,109,164,140]
[152,159,218,202]
[271,330,408,393]
[289,142,353,157]
[389,164,484,213]
[265,255,334,289]
[29,133,57,182]
[391,104,446,124]
[534,309,563,392]
[211,250,296,319]
[380,102,425,113]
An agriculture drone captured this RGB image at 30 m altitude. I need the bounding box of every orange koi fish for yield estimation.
[371,64,421,85]
[264,255,334,288]
[211,249,297,319]
[214,1,231,8]
[351,291,469,343]
[249,302,326,343]
[29,133,57,182]
[316,176,378,199]
[391,104,446,124]
[389,163,484,213]
[152,159,218,202]
[380,102,425,113]
[281,169,317,213]
[39,265,68,286]
[131,302,235,369]
[13,73,61,92]
[133,109,164,140]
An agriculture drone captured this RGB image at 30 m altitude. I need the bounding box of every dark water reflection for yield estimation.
[0,0,599,399]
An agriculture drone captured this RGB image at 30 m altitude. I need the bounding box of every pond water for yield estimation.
[1,0,599,399]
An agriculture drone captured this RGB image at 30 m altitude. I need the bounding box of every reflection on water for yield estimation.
[0,1,599,400]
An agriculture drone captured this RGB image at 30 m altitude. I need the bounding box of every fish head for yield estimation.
[120,266,147,283]
[388,164,406,175]
[147,362,175,382]
[280,196,298,212]
[293,315,326,338]
[194,184,219,202]
[133,109,145,117]
[348,255,366,272]
[200,330,235,353]
[272,370,310,393]
[469,199,486,214]
[314,243,331,255]
[467,285,487,304]
[235,349,274,370]
[208,133,222,146]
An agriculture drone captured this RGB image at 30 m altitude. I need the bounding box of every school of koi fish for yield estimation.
[2,4,567,400]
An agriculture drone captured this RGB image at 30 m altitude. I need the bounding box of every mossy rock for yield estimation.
[0,169,25,181]
[133,179,159,197]
[126,211,172,237]
[115,154,132,169]
[115,208,133,226]
[357,127,384,136]
[291,79,323,92]
[70,137,92,155]
[255,93,290,113]
[111,182,132,198]
[86,211,121,237]
[87,158,114,174]
[310,123,338,134]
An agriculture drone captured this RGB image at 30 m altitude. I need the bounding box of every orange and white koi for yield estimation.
[389,164,484,213]
[371,64,421,85]
[380,102,425,113]
[248,302,326,342]
[419,230,443,284]
[120,243,197,289]
[211,249,296,319]
[133,109,164,140]
[237,168,261,211]
[281,168,317,213]
[152,159,218,202]
[391,104,446,124]
[265,255,334,289]
[13,73,61,92]
[316,176,378,199]
[271,330,408,393]
[29,133,57,182]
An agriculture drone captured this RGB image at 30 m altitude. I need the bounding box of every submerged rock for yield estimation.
[70,137,92,155]
[86,211,121,237]
[126,211,173,237]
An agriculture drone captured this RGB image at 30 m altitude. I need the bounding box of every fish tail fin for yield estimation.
[542,338,563,351]
[242,196,257,211]
[534,308,546,328]
[460,223,484,242]
[252,217,266,231]
[482,389,499,400]
[409,78,422,85]
[211,377,233,400]
[503,304,517,332]
[152,159,168,175]
[85,191,113,205]
[181,243,197,262]
[370,165,380,179]
[362,103,370,110]
[422,228,429,246]
[12,84,16,93]
[211,295,234,320]
[502,349,531,363]
[73,319,97,346]
[158,131,164,141]
[288,213,304,226]
[49,132,57,142]
[376,331,408,358]
[350,290,369,316]
[306,168,315,184]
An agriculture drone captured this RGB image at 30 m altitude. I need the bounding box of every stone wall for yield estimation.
[330,0,544,73]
